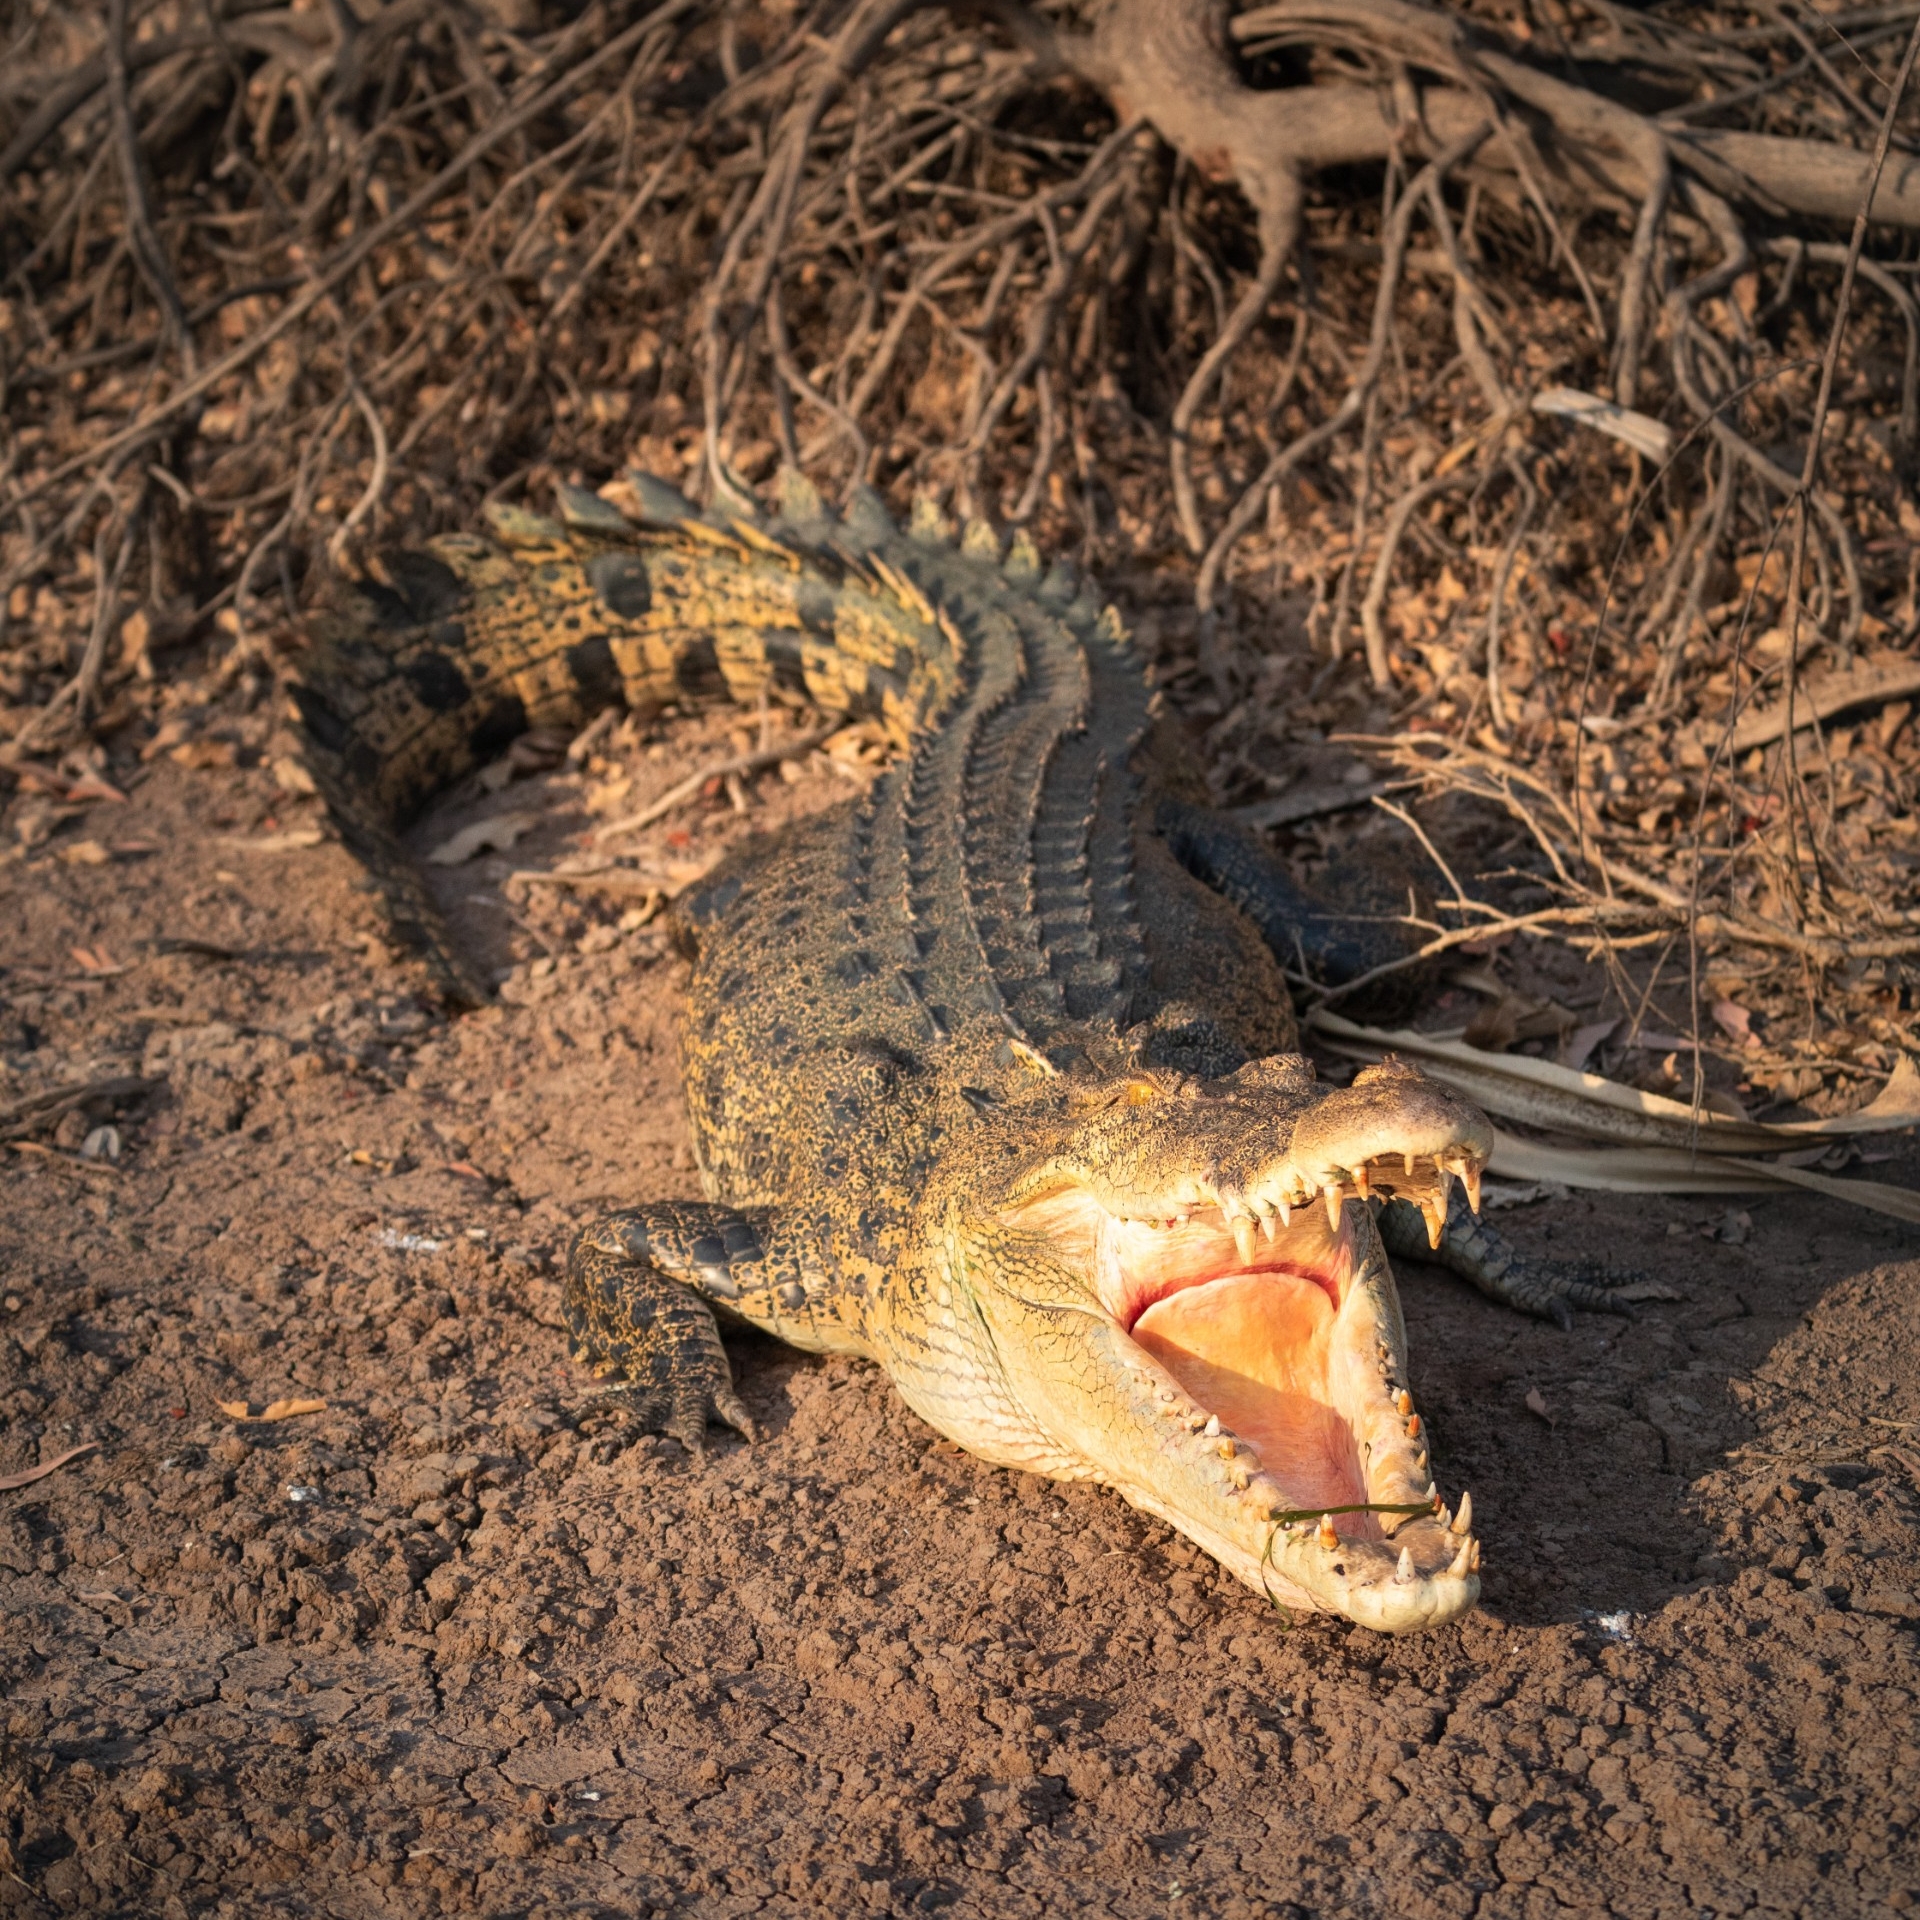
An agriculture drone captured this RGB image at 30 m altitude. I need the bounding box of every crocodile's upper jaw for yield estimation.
[978,1056,1491,1634]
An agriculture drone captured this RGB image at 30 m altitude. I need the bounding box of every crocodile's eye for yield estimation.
[1123,1079,1158,1107]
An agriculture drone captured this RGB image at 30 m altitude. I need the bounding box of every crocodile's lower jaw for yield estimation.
[1131,1207,1477,1631]
[1016,1192,1483,1632]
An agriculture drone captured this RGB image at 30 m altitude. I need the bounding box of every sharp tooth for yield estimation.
[1468,1538,1482,1571]
[1323,1182,1343,1229]
[1407,1412,1422,1439]
[1318,1513,1338,1550]
[1276,1195,1292,1228]
[1419,1195,1445,1249]
[1452,1490,1473,1536]
[1449,1538,1473,1577]
[1217,1437,1236,1460]
[1403,1151,1417,1177]
[1232,1216,1258,1266]
[1203,1414,1220,1437]
[1354,1163,1371,1201]
[1395,1390,1413,1416]
[1435,1166,1455,1217]
[1253,1198,1278,1242]
[1461,1160,1482,1215]
[1436,1504,1452,1530]
[1396,1546,1415,1585]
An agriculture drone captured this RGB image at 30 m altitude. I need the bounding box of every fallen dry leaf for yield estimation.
[427,811,542,865]
[69,944,128,976]
[217,1397,327,1422]
[64,772,127,804]
[585,775,636,814]
[1525,1387,1555,1427]
[58,839,111,866]
[1560,1019,1617,1074]
[1464,995,1521,1052]
[170,738,239,770]
[1463,989,1579,1053]
[665,856,717,888]
[1710,999,1756,1048]
[270,756,318,796]
[261,1397,327,1421]
[215,828,327,853]
[0,1441,99,1490]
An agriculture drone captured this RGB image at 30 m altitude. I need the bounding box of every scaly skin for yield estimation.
[295,471,1631,1632]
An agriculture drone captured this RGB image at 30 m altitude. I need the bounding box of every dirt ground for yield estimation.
[2,701,1918,1920]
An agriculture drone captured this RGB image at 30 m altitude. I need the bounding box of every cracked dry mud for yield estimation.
[3,717,1919,1920]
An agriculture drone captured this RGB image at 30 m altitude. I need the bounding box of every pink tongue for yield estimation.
[1132,1272,1367,1518]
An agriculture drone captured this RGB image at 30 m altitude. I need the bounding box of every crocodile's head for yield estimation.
[949,1053,1493,1634]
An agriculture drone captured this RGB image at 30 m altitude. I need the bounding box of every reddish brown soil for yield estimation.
[3,714,1918,1920]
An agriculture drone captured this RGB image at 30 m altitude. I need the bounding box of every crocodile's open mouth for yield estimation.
[1011,1168,1456,1534]
[991,1060,1491,1628]
[1000,1125,1485,1630]
[1119,1203,1381,1526]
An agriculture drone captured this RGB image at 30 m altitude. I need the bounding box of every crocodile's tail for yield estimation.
[289,472,959,1002]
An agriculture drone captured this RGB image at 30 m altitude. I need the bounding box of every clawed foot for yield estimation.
[1378,1192,1683,1330]
[1491,1258,1682,1333]
[566,1223,759,1454]
[584,1376,758,1454]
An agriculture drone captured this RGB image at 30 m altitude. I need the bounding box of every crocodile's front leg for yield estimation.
[565,1204,811,1452]
[1376,1187,1670,1330]
[1155,796,1414,988]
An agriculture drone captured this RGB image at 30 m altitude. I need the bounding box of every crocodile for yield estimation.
[294,470,1636,1633]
